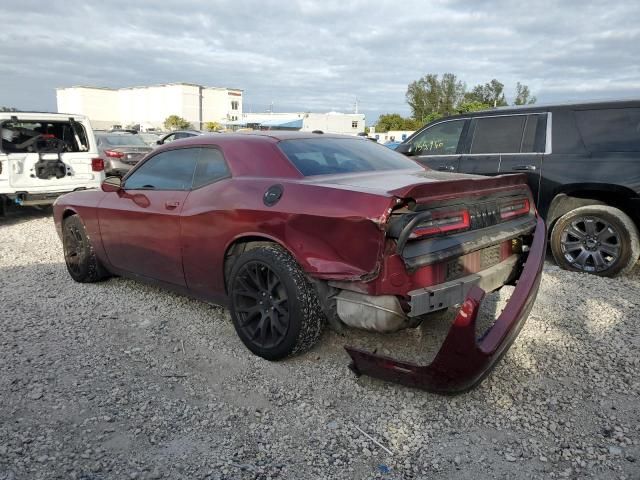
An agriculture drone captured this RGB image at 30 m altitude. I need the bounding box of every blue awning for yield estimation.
[259,118,303,128]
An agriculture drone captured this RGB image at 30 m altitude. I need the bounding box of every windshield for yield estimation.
[101,134,147,146]
[278,137,420,176]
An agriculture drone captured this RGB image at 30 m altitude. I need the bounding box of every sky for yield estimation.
[1,0,639,123]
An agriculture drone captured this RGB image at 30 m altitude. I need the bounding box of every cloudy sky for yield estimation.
[1,0,638,122]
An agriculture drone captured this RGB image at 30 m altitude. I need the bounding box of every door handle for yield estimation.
[437,165,455,171]
[165,201,180,210]
[512,165,537,171]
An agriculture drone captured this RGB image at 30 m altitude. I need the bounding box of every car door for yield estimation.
[459,114,527,176]
[497,113,548,206]
[98,148,199,285]
[403,119,467,172]
[180,147,233,298]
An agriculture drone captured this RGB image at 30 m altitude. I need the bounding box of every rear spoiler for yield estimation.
[388,173,529,203]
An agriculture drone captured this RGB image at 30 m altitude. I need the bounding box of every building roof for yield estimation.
[259,118,304,128]
[56,82,243,92]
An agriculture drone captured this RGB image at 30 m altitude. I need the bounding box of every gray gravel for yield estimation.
[1,209,639,480]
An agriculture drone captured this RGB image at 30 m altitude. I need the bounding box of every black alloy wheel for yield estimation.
[62,215,109,283]
[232,260,290,351]
[559,216,621,273]
[228,245,324,360]
[551,205,640,277]
[63,221,88,278]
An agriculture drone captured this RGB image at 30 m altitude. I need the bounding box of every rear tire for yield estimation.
[550,205,640,277]
[62,215,109,282]
[228,245,324,360]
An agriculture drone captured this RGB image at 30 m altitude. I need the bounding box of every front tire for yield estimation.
[228,245,324,360]
[62,215,109,283]
[550,205,640,277]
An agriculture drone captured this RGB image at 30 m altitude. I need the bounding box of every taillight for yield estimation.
[91,158,105,172]
[411,209,470,238]
[500,198,530,220]
[104,150,125,158]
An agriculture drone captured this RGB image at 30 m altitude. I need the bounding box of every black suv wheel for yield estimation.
[551,205,639,277]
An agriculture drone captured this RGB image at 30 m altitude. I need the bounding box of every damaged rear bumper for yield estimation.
[344,216,546,394]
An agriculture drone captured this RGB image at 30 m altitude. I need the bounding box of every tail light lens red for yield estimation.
[500,198,530,220]
[411,209,470,238]
[104,150,125,158]
[91,158,105,172]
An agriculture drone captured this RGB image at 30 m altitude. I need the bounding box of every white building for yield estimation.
[234,111,365,135]
[370,129,415,144]
[56,83,243,130]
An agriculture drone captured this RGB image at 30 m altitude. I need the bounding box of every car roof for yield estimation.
[0,111,89,121]
[432,98,640,123]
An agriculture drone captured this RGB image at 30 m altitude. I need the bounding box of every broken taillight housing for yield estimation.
[91,158,105,172]
[104,150,125,158]
[500,198,530,220]
[411,209,470,238]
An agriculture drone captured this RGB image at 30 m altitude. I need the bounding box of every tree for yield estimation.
[164,115,191,130]
[514,82,537,105]
[204,121,222,132]
[375,113,421,132]
[0,106,17,112]
[464,79,507,107]
[456,100,492,114]
[405,73,465,123]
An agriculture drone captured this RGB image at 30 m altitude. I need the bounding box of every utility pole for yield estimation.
[353,97,360,114]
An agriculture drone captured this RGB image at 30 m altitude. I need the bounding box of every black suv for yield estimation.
[397,100,640,276]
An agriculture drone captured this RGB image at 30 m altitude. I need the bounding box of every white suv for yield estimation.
[0,112,103,213]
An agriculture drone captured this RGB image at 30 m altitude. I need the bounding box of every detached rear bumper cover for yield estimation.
[345,216,546,393]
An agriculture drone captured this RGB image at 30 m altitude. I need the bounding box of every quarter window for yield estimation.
[192,148,230,188]
[124,148,198,191]
[409,120,465,155]
[470,115,526,154]
[575,108,640,152]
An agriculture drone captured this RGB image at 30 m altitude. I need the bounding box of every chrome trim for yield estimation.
[413,112,551,158]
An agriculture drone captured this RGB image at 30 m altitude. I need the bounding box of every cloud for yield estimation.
[0,0,638,122]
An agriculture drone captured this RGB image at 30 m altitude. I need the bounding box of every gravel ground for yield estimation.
[1,209,639,480]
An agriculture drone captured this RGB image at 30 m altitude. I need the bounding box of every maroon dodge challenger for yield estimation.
[53,132,546,393]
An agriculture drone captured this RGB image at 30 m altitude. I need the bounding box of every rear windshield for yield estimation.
[278,137,420,176]
[575,107,640,152]
[0,120,89,153]
[101,134,147,146]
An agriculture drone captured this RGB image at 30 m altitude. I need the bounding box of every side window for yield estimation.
[470,115,526,154]
[520,115,538,153]
[192,148,230,188]
[124,148,198,191]
[575,108,640,152]
[410,120,465,155]
[163,133,176,143]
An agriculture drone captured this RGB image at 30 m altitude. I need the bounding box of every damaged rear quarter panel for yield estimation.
[180,178,396,299]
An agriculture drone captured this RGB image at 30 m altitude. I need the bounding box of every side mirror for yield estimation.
[101,176,122,193]
[395,143,415,156]
[156,140,162,145]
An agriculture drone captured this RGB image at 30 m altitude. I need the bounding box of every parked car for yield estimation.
[53,132,545,392]
[397,100,640,277]
[156,130,202,145]
[0,111,103,214]
[95,132,153,176]
[138,132,161,146]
